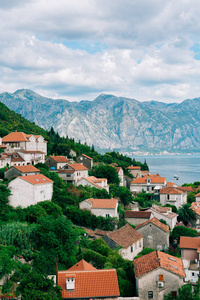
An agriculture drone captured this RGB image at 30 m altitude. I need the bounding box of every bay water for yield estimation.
[133,155,200,186]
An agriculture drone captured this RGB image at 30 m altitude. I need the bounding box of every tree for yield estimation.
[170,226,198,244]
[178,203,197,226]
[33,215,78,264]
[164,282,200,300]
[16,270,62,300]
[91,165,120,185]
[0,245,16,280]
[110,186,134,206]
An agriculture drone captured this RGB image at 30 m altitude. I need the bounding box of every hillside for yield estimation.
[1,89,200,153]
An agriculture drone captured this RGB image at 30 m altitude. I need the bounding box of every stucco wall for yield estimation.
[125,217,150,226]
[77,155,93,170]
[136,223,169,250]
[147,209,177,229]
[136,267,184,300]
[181,249,198,261]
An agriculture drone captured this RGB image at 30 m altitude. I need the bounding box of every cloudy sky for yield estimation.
[1,0,200,103]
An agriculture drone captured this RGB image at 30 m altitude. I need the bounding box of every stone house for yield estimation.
[79,198,118,219]
[8,174,53,208]
[45,155,69,170]
[112,166,124,186]
[190,202,200,230]
[159,187,187,208]
[130,174,166,194]
[125,211,152,226]
[77,154,93,170]
[180,236,200,284]
[136,217,170,251]
[2,131,47,154]
[57,259,120,300]
[195,192,200,202]
[17,150,46,164]
[58,163,88,184]
[134,250,185,300]
[127,166,141,178]
[4,165,40,179]
[6,152,25,166]
[76,176,109,193]
[69,149,76,157]
[0,153,11,168]
[146,204,178,229]
[103,224,143,260]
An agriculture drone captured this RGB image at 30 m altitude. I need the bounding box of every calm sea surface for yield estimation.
[133,155,200,185]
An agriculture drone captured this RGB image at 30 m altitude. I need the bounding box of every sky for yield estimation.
[1,0,200,103]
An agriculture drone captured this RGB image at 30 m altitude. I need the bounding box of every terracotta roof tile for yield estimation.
[58,260,119,299]
[127,166,141,170]
[149,205,178,219]
[160,187,183,194]
[134,250,185,278]
[67,259,96,271]
[136,217,170,233]
[6,153,24,162]
[18,150,45,154]
[19,174,53,185]
[125,211,152,219]
[106,224,143,248]
[2,132,29,142]
[131,174,166,184]
[178,186,194,192]
[69,163,88,171]
[13,165,40,173]
[94,229,111,236]
[196,192,200,197]
[50,156,69,163]
[85,198,118,209]
[180,236,200,249]
[191,202,200,216]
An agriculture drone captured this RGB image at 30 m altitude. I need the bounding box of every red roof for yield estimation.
[136,217,170,233]
[50,156,69,163]
[160,187,183,195]
[85,198,118,209]
[127,166,141,170]
[13,165,40,173]
[81,154,93,160]
[58,260,119,299]
[125,211,152,219]
[106,224,143,248]
[180,236,200,249]
[2,132,46,143]
[19,174,53,185]
[6,153,24,162]
[134,250,185,278]
[69,163,88,171]
[131,174,166,184]
[191,202,200,216]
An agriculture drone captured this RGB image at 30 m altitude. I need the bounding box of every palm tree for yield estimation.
[178,203,197,226]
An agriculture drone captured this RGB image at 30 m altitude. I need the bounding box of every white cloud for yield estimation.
[0,0,200,102]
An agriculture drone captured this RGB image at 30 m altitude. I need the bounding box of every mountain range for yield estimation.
[1,89,200,154]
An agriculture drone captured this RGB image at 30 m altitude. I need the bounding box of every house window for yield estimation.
[148,291,153,299]
[159,274,163,281]
[106,214,110,218]
[131,246,133,252]
[192,272,195,277]
[167,194,170,200]
[147,187,149,192]
[172,291,177,297]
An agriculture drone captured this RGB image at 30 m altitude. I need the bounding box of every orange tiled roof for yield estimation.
[80,177,102,189]
[160,187,183,195]
[191,202,200,216]
[149,205,178,219]
[50,156,69,163]
[125,211,152,219]
[180,236,200,249]
[69,163,88,171]
[85,198,118,209]
[106,224,143,248]
[136,217,170,233]
[196,192,200,197]
[127,166,141,170]
[177,186,194,192]
[13,165,40,173]
[134,250,185,278]
[19,174,53,185]
[6,153,24,162]
[2,132,46,143]
[67,259,96,271]
[58,260,120,299]
[18,150,45,154]
[131,174,166,184]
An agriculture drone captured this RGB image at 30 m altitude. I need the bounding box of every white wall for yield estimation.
[119,238,143,261]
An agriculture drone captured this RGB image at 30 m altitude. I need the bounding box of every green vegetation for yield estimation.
[134,248,155,259]
[178,203,197,226]
[170,226,198,244]
[164,282,200,300]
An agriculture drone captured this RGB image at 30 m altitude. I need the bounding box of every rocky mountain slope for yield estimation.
[1,89,200,153]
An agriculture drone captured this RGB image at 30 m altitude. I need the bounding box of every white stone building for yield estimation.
[79,198,119,219]
[8,174,53,208]
[103,224,143,260]
[159,187,187,208]
[146,204,178,229]
[58,163,88,184]
[130,174,167,194]
[76,176,109,193]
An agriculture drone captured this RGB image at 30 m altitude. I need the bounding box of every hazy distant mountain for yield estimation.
[1,89,200,153]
